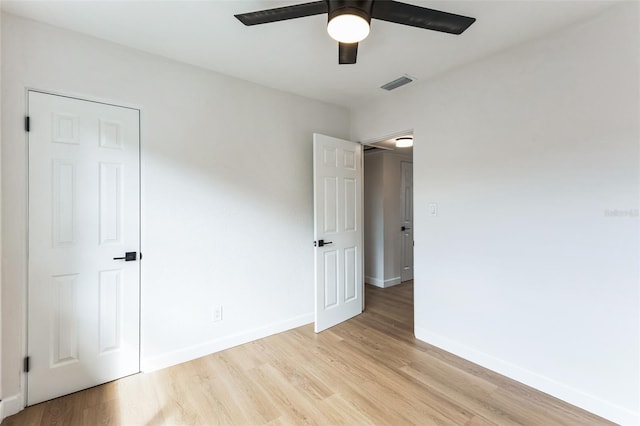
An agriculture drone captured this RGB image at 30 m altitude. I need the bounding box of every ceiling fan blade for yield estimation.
[235,1,328,26]
[371,0,475,35]
[339,42,358,64]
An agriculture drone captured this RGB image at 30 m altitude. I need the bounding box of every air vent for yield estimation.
[380,76,414,91]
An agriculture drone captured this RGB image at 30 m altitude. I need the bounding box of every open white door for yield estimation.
[313,133,363,333]
[27,91,140,404]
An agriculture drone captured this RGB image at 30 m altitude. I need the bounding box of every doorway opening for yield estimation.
[362,131,414,332]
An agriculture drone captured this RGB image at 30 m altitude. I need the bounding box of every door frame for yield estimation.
[22,88,143,407]
[400,160,414,282]
[360,128,414,305]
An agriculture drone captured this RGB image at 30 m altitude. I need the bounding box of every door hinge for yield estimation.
[23,356,30,373]
[25,116,30,132]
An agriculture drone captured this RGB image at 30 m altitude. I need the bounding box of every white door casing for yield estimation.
[400,161,414,282]
[27,91,140,405]
[313,133,363,333]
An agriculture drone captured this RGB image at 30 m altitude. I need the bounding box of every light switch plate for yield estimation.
[428,202,438,217]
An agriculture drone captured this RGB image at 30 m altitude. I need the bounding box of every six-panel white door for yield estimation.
[313,133,363,332]
[28,91,140,405]
[400,161,414,282]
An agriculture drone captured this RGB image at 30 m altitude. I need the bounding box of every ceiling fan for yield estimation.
[235,0,476,65]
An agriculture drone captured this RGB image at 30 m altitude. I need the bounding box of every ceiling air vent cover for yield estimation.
[380,75,414,91]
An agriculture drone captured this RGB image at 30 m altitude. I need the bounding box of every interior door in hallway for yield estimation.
[28,91,140,405]
[313,133,363,332]
[400,161,414,282]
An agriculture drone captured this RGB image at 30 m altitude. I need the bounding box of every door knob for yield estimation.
[113,252,137,261]
[401,226,411,231]
[314,239,333,247]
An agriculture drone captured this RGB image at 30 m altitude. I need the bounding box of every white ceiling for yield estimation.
[1,0,618,108]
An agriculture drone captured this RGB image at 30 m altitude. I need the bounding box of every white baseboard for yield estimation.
[0,393,25,422]
[365,276,384,287]
[142,312,314,372]
[383,277,402,287]
[365,276,401,288]
[414,326,639,426]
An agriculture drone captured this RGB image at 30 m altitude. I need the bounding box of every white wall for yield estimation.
[1,13,349,403]
[352,3,639,424]
[0,8,3,405]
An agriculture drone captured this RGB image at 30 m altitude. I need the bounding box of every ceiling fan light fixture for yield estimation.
[327,14,370,43]
[395,137,413,148]
[235,0,476,65]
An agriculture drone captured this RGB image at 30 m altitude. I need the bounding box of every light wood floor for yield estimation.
[3,281,612,425]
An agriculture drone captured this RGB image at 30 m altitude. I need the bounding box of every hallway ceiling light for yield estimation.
[395,137,413,148]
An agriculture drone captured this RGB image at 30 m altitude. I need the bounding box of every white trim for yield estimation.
[414,326,640,426]
[365,275,384,287]
[359,142,365,314]
[142,313,313,372]
[25,87,142,112]
[365,276,402,288]
[359,128,414,145]
[383,277,402,287]
[0,393,25,422]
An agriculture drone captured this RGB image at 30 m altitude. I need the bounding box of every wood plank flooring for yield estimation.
[3,281,612,425]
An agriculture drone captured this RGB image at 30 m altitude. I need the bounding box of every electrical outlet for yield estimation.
[212,305,223,322]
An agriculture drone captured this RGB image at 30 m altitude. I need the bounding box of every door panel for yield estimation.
[99,162,124,244]
[28,91,140,405]
[52,160,76,246]
[324,250,339,308]
[98,269,123,353]
[51,274,80,366]
[313,133,363,332]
